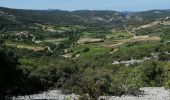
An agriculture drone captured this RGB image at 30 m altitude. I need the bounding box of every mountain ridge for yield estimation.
[1,6,170,32]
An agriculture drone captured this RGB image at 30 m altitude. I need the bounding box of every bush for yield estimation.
[140,61,165,86]
[83,47,90,53]
[164,62,170,89]
[109,67,141,96]
[0,46,22,97]
[159,52,170,61]
[165,80,170,89]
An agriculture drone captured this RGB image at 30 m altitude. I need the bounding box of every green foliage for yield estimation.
[109,32,133,40]
[139,61,165,86]
[109,67,141,96]
[1,6,170,99]
[112,41,159,61]
[83,47,90,52]
[0,45,22,97]
[164,62,170,89]
[109,61,167,96]
[158,52,170,61]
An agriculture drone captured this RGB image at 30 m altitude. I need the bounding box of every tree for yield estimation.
[0,45,22,98]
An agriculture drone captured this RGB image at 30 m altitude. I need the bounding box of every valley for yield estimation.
[0,7,170,100]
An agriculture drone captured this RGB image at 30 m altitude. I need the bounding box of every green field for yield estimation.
[66,44,109,58]
[106,32,133,39]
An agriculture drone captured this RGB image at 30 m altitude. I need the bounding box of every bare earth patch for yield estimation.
[78,38,103,44]
[132,35,161,41]
[62,53,72,58]
[107,35,160,47]
[6,43,44,51]
[45,38,66,45]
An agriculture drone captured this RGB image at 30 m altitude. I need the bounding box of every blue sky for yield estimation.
[0,0,170,11]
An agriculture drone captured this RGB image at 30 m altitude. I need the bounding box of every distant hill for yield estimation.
[1,7,170,31]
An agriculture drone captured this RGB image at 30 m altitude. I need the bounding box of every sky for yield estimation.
[0,0,170,11]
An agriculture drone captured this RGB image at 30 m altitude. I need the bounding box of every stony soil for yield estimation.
[12,87,170,100]
[99,87,170,100]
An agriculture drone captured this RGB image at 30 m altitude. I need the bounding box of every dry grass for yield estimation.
[16,45,44,51]
[78,38,103,44]
[5,42,44,51]
[132,35,161,41]
[103,35,160,48]
[45,38,67,45]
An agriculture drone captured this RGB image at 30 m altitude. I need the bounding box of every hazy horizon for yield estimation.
[0,0,170,11]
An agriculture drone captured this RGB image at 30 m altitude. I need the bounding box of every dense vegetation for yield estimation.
[0,7,170,99]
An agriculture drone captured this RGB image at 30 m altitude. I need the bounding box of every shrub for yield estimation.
[83,47,90,53]
[109,68,141,96]
[0,46,23,97]
[140,61,165,86]
[159,52,170,61]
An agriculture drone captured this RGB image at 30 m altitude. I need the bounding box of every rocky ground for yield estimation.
[99,87,170,100]
[12,87,170,100]
[12,90,79,100]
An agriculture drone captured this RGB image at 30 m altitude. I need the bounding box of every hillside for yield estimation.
[1,7,170,30]
[0,7,170,100]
